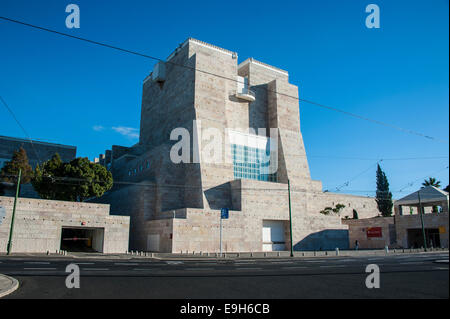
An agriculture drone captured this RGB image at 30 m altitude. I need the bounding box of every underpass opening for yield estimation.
[60,227,104,252]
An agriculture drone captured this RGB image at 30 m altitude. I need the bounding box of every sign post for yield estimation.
[220,208,229,256]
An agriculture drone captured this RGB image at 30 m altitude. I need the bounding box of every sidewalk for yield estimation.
[0,274,19,298]
[1,248,447,261]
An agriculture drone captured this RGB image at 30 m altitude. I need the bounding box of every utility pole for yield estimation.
[7,168,21,255]
[417,190,427,252]
[288,179,294,257]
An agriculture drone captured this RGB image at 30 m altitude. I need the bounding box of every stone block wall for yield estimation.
[0,196,129,253]
[395,212,449,248]
[342,217,395,249]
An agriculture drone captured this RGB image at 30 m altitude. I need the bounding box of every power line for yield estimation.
[333,161,381,192]
[0,16,447,144]
[397,165,449,193]
[2,173,401,200]
[0,95,43,165]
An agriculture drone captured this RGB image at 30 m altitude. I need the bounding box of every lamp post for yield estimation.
[417,189,427,252]
[288,179,293,257]
[7,168,21,255]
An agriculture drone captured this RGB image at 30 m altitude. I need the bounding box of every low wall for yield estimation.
[0,196,130,253]
[395,212,449,248]
[342,217,394,249]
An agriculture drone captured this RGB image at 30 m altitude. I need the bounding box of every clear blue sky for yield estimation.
[0,0,448,198]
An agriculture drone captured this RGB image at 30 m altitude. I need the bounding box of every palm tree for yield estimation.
[422,177,441,188]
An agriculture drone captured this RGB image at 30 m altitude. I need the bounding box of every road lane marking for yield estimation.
[82,268,109,271]
[282,266,307,269]
[74,262,95,265]
[319,265,346,268]
[235,267,262,271]
[166,261,183,265]
[133,268,155,271]
[24,267,57,270]
[185,268,215,271]
[270,261,294,264]
[114,263,140,266]
[398,262,425,265]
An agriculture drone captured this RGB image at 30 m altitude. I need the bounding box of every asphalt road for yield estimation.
[0,252,448,299]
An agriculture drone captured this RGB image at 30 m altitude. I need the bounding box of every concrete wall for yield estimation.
[0,196,130,253]
[343,217,395,249]
[395,212,449,248]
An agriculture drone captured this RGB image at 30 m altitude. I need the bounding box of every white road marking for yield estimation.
[398,262,425,265]
[82,268,109,271]
[114,263,140,266]
[74,262,95,265]
[270,261,294,264]
[319,265,346,268]
[166,261,183,265]
[185,268,215,271]
[235,267,262,271]
[282,266,307,269]
[133,268,154,271]
[24,267,57,270]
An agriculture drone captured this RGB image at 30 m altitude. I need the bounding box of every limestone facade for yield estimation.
[95,38,379,252]
[0,196,129,253]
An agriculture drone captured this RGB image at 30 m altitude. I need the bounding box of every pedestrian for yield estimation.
[355,240,359,250]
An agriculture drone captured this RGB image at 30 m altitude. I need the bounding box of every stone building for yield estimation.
[344,186,449,249]
[0,135,76,170]
[96,38,379,253]
[0,196,130,254]
[0,135,77,198]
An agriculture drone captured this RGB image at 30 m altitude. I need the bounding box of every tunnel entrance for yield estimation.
[60,227,104,252]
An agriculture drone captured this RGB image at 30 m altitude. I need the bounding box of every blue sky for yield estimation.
[0,0,448,198]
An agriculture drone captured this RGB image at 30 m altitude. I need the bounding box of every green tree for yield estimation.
[445,185,449,193]
[422,177,441,188]
[32,153,65,200]
[0,147,33,184]
[320,204,346,216]
[32,155,113,202]
[352,209,359,219]
[376,164,393,217]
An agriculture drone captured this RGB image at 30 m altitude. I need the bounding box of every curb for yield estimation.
[0,274,19,298]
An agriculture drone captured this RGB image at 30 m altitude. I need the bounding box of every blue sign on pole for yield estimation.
[221,208,229,219]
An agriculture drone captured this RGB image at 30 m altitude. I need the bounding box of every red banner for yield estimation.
[366,227,382,238]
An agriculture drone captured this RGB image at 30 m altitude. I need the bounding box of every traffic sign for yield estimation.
[221,208,229,219]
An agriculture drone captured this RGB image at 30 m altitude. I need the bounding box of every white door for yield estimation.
[147,234,160,252]
[262,220,285,251]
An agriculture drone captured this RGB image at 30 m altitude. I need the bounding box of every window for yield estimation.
[231,143,276,182]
